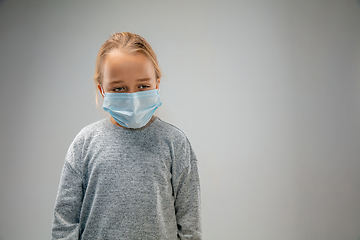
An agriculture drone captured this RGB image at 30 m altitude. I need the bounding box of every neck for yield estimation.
[110,117,125,128]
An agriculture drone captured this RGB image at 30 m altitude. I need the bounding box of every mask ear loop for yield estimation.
[156,79,160,92]
[99,85,105,97]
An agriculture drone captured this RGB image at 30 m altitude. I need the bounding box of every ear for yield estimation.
[156,78,161,90]
[97,84,105,97]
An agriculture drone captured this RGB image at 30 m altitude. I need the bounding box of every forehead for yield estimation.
[103,50,154,77]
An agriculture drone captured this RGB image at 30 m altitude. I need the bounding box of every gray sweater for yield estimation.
[51,117,201,239]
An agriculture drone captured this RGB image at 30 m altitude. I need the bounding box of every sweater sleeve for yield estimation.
[51,147,84,239]
[172,139,201,240]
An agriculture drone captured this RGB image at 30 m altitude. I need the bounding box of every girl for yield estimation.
[51,32,201,239]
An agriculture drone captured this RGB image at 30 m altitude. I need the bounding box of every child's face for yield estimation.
[99,50,159,95]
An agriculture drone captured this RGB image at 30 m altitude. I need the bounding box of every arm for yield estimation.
[173,140,201,240]
[51,161,83,240]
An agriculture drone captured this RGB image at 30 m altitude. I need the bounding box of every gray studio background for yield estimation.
[1,0,360,239]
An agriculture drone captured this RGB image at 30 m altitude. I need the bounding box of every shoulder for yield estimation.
[78,118,109,135]
[67,118,109,153]
[152,117,190,143]
[73,118,108,141]
[65,118,109,168]
[151,118,195,157]
[153,118,197,172]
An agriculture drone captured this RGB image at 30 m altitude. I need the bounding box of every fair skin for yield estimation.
[98,50,160,127]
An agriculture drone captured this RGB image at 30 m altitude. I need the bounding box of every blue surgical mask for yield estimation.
[103,89,162,129]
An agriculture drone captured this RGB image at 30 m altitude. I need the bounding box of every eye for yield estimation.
[139,85,150,90]
[113,87,125,92]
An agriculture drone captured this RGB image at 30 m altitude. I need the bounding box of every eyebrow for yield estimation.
[137,78,151,82]
[109,80,124,84]
[109,78,151,84]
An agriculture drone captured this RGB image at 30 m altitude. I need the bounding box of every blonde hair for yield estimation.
[94,32,161,106]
